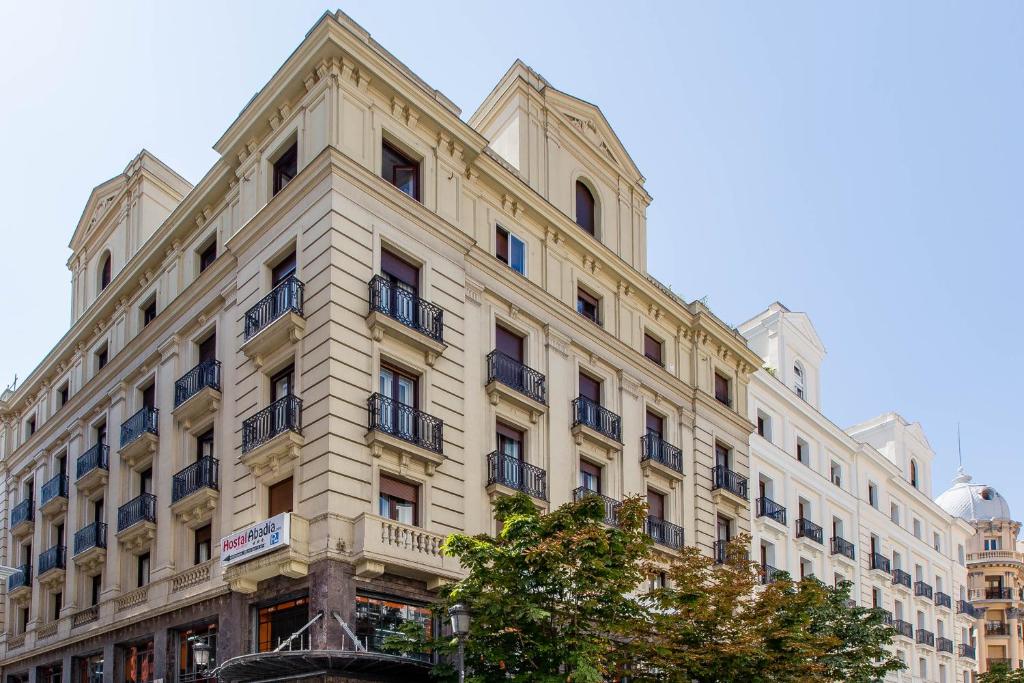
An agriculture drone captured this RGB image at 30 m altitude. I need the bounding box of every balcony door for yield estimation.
[270,365,294,403]
[496,422,524,489]
[140,469,153,496]
[381,249,419,326]
[379,365,418,440]
[198,333,216,363]
[580,460,602,494]
[272,251,297,286]
[197,429,214,465]
[717,515,732,543]
[715,444,730,470]
[141,384,155,411]
[645,411,663,439]
[647,490,665,521]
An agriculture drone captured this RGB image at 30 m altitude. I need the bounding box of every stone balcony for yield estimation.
[351,513,462,590]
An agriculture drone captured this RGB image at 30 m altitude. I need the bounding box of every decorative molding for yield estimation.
[545,325,571,359]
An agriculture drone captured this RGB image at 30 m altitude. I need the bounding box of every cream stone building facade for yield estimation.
[937,469,1024,674]
[740,303,980,683]
[0,11,761,683]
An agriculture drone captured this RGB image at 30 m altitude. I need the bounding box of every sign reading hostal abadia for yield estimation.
[221,513,292,567]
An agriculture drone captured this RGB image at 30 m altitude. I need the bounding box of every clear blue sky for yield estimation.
[2,2,1021,512]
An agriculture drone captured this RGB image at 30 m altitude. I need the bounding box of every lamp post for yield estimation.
[448,603,471,683]
[191,639,211,669]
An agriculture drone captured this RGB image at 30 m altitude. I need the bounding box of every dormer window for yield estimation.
[575,181,596,235]
[382,140,420,201]
[99,253,112,291]
[793,361,806,399]
[272,142,298,196]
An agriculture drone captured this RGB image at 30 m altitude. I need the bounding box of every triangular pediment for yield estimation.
[69,175,127,251]
[783,310,826,354]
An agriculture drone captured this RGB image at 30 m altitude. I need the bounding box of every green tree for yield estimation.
[981,663,1024,683]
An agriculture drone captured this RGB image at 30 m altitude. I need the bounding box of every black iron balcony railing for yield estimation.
[11,498,33,527]
[242,395,303,454]
[74,521,107,556]
[572,396,622,442]
[936,636,953,654]
[958,643,976,659]
[38,545,66,574]
[712,465,748,500]
[986,622,1010,636]
[486,452,546,500]
[174,359,221,407]
[934,591,952,609]
[40,473,69,508]
[646,516,685,550]
[760,564,784,585]
[756,496,786,525]
[892,568,912,589]
[245,275,304,340]
[870,552,891,573]
[916,629,935,647]
[957,600,981,617]
[368,275,443,343]
[914,581,934,599]
[988,658,1012,669]
[986,587,1014,600]
[117,493,157,532]
[572,486,620,526]
[795,518,823,544]
[76,443,109,480]
[830,536,855,560]
[7,564,30,591]
[367,393,443,455]
[892,619,913,639]
[172,456,219,503]
[713,540,728,564]
[120,406,158,448]
[641,433,683,474]
[486,351,546,405]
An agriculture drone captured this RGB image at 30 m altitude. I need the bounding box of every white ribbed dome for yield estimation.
[936,467,1013,522]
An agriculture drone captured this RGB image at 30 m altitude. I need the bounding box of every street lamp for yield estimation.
[191,638,212,670]
[448,603,471,683]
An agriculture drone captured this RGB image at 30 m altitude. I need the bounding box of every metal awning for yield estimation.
[214,649,432,682]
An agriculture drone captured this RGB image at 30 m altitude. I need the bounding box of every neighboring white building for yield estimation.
[740,303,979,683]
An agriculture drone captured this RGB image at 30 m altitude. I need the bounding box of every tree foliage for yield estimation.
[981,663,1024,683]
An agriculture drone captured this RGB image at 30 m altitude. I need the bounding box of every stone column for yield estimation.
[1009,607,1020,669]
[152,335,181,584]
[216,590,250,662]
[152,627,169,680]
[62,420,85,615]
[308,560,356,650]
[102,640,117,683]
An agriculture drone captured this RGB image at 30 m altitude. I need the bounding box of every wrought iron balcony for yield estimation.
[916,629,935,647]
[892,618,913,639]
[120,406,158,448]
[245,275,304,340]
[795,517,823,544]
[646,516,685,550]
[572,486,620,526]
[40,473,68,508]
[713,539,728,564]
[641,433,683,474]
[76,443,109,479]
[172,456,219,502]
[756,496,786,525]
[117,492,157,532]
[712,465,748,500]
[760,564,784,585]
[11,498,33,528]
[74,521,107,555]
[936,636,953,653]
[486,451,546,500]
[367,393,443,455]
[830,536,855,560]
[985,587,1014,600]
[914,581,933,599]
[958,643,975,659]
[870,552,891,573]
[988,658,1012,669]
[38,545,66,575]
[486,350,546,405]
[934,591,952,609]
[572,396,622,442]
[174,359,221,407]
[957,599,980,617]
[368,275,443,343]
[242,395,303,454]
[7,564,30,591]
[892,568,912,589]
[986,622,1010,636]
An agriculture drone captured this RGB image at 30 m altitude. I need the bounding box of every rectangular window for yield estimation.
[268,477,294,516]
[830,461,842,486]
[647,489,665,520]
[271,250,297,286]
[381,140,420,201]
[495,226,526,275]
[257,596,309,653]
[643,332,663,365]
[890,502,900,524]
[868,482,878,509]
[495,324,524,363]
[756,410,772,441]
[142,297,157,327]
[578,372,601,404]
[197,429,214,460]
[141,383,156,411]
[576,287,600,324]
[58,383,70,409]
[933,532,941,552]
[714,373,730,406]
[715,443,731,469]
[91,574,102,606]
[198,332,217,363]
[645,411,664,439]
[913,518,922,539]
[270,365,295,403]
[53,591,62,621]
[137,553,151,588]
[379,474,418,525]
[272,142,298,196]
[26,416,36,437]
[496,422,524,460]
[122,641,154,683]
[194,524,212,565]
[96,344,108,371]
[355,595,431,653]
[198,239,217,273]
[580,460,602,493]
[796,438,809,465]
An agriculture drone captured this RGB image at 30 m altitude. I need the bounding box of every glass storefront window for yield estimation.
[256,596,309,652]
[354,595,432,660]
[123,641,154,683]
[74,654,103,683]
[177,624,217,683]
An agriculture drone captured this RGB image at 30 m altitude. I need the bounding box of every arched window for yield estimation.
[793,361,805,399]
[910,460,918,488]
[575,180,596,235]
[99,253,112,292]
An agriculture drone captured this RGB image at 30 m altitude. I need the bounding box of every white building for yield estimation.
[740,303,979,683]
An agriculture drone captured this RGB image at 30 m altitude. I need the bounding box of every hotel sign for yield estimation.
[221,513,291,567]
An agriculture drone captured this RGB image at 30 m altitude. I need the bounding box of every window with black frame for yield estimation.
[256,596,309,652]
